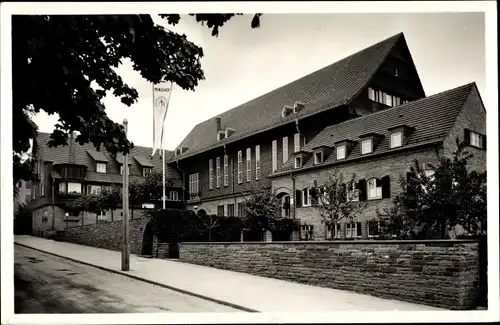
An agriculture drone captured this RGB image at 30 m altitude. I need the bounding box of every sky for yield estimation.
[32,12,486,151]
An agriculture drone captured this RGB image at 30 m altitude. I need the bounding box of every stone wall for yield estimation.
[179,240,481,310]
[58,217,151,255]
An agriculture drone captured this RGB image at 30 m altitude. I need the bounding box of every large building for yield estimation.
[28,132,183,237]
[166,32,486,239]
[29,32,486,240]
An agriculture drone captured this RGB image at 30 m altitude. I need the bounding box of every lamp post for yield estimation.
[122,119,130,271]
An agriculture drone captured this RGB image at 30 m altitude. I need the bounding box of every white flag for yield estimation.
[152,81,173,156]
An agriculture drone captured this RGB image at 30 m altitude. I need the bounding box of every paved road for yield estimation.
[14,245,240,313]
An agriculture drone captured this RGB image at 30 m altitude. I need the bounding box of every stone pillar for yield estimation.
[263,230,273,242]
[152,234,158,258]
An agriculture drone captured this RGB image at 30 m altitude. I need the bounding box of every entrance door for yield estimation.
[141,222,154,256]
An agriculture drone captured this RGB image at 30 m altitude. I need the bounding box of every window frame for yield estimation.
[272,140,278,172]
[294,156,302,169]
[301,188,311,207]
[246,148,252,182]
[367,220,381,238]
[237,151,243,184]
[346,221,362,238]
[282,136,289,163]
[314,151,323,165]
[120,165,130,175]
[255,145,261,180]
[169,190,179,201]
[361,139,373,154]
[390,131,403,148]
[67,182,82,195]
[209,159,214,190]
[336,145,346,160]
[367,178,382,200]
[223,155,229,187]
[96,162,107,173]
[470,131,483,148]
[216,157,221,188]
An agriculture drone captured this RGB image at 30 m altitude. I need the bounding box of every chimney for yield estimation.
[215,117,221,132]
[68,132,76,163]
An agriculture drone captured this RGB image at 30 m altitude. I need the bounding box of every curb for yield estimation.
[15,242,258,313]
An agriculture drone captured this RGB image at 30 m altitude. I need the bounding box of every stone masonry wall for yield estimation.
[179,240,481,310]
[59,217,151,255]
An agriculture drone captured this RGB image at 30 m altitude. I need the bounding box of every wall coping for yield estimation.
[179,239,479,245]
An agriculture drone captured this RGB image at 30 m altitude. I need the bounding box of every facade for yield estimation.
[14,180,32,211]
[28,132,183,237]
[167,32,486,240]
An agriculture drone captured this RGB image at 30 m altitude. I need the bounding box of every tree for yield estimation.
[377,139,487,239]
[310,171,366,239]
[13,14,262,184]
[129,170,176,216]
[69,185,122,220]
[243,185,284,232]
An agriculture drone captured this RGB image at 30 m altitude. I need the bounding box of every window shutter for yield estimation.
[381,175,391,198]
[358,179,367,201]
[464,129,471,144]
[295,190,302,207]
[375,178,381,187]
[483,134,487,149]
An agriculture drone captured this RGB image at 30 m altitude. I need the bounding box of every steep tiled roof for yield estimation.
[171,33,405,161]
[272,83,476,176]
[86,149,108,163]
[34,133,182,187]
[134,155,155,168]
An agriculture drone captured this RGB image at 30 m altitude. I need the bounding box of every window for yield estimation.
[216,157,221,188]
[282,137,289,163]
[393,96,401,106]
[227,204,235,217]
[246,148,251,182]
[336,145,346,160]
[367,178,382,200]
[42,211,48,223]
[223,155,229,187]
[471,131,484,148]
[346,222,362,238]
[368,87,375,101]
[237,151,243,184]
[209,159,214,190]
[189,173,199,200]
[96,163,107,173]
[67,182,82,195]
[367,220,382,238]
[326,223,342,239]
[294,133,301,153]
[390,132,402,148]
[90,185,101,195]
[120,165,130,175]
[58,182,67,194]
[346,183,359,202]
[383,93,393,106]
[237,202,245,217]
[169,191,179,201]
[272,140,278,172]
[301,225,314,240]
[255,145,261,180]
[294,156,302,169]
[142,167,152,177]
[314,151,323,165]
[361,139,372,154]
[394,64,399,77]
[217,205,225,216]
[301,188,311,207]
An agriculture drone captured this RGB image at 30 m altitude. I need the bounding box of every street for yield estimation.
[14,245,240,313]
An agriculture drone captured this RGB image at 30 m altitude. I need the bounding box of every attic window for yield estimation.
[294,156,303,169]
[314,151,323,165]
[282,105,293,118]
[96,163,106,173]
[293,102,305,114]
[361,139,373,154]
[143,167,153,177]
[217,130,226,141]
[390,132,402,148]
[336,145,346,160]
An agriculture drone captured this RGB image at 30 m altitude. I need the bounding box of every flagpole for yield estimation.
[162,126,166,210]
[122,119,130,271]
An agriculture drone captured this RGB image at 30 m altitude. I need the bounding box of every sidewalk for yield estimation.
[14,235,444,312]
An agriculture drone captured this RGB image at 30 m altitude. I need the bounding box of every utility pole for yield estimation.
[122,119,130,271]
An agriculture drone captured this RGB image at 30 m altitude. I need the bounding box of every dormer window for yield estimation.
[336,145,346,160]
[361,139,373,154]
[314,151,323,165]
[217,130,226,141]
[390,132,402,148]
[293,101,305,114]
[96,162,106,173]
[282,105,293,117]
[294,156,303,169]
[143,167,153,177]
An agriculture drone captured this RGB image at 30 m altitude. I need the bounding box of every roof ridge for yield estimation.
[322,82,475,132]
[189,32,405,129]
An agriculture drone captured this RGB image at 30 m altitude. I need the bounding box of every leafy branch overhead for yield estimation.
[12,14,262,183]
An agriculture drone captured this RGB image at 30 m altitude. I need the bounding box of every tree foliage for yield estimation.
[377,139,487,239]
[310,171,366,238]
[243,185,286,231]
[69,185,122,213]
[13,14,262,184]
[129,170,173,203]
